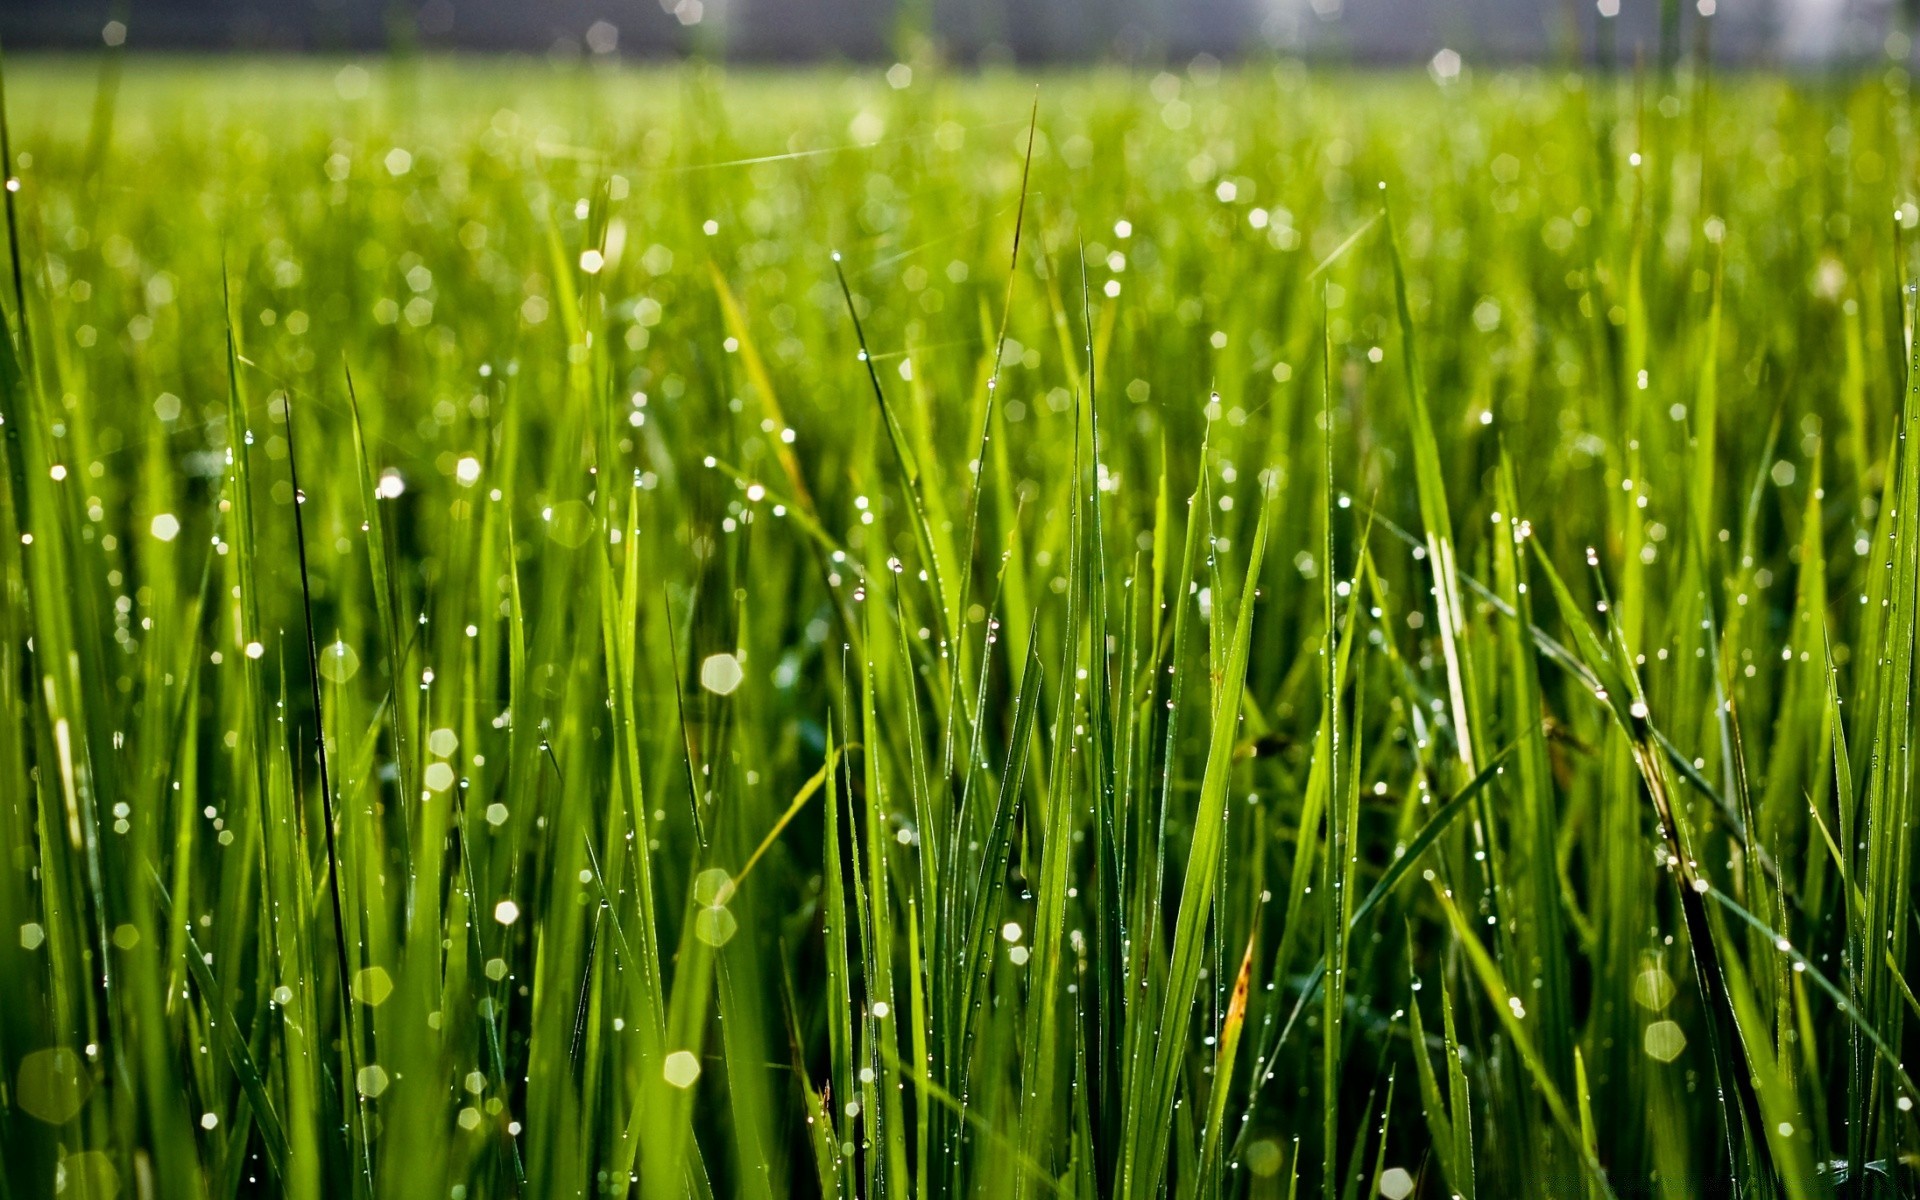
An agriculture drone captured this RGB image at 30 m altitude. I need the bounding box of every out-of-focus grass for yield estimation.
[0,47,1917,1198]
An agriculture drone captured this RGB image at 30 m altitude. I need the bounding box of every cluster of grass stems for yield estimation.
[3,40,1920,1200]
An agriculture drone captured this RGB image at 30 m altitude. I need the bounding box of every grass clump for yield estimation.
[1,50,1918,1199]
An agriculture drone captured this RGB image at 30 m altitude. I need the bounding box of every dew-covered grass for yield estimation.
[0,47,1917,1199]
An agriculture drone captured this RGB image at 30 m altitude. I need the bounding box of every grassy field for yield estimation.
[0,47,1917,1199]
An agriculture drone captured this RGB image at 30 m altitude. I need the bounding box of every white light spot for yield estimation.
[150,513,181,542]
[663,1050,702,1088]
[700,653,743,695]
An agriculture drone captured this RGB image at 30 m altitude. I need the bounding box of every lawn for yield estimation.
[0,49,1914,1199]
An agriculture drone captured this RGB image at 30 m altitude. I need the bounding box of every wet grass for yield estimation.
[0,47,1918,1199]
